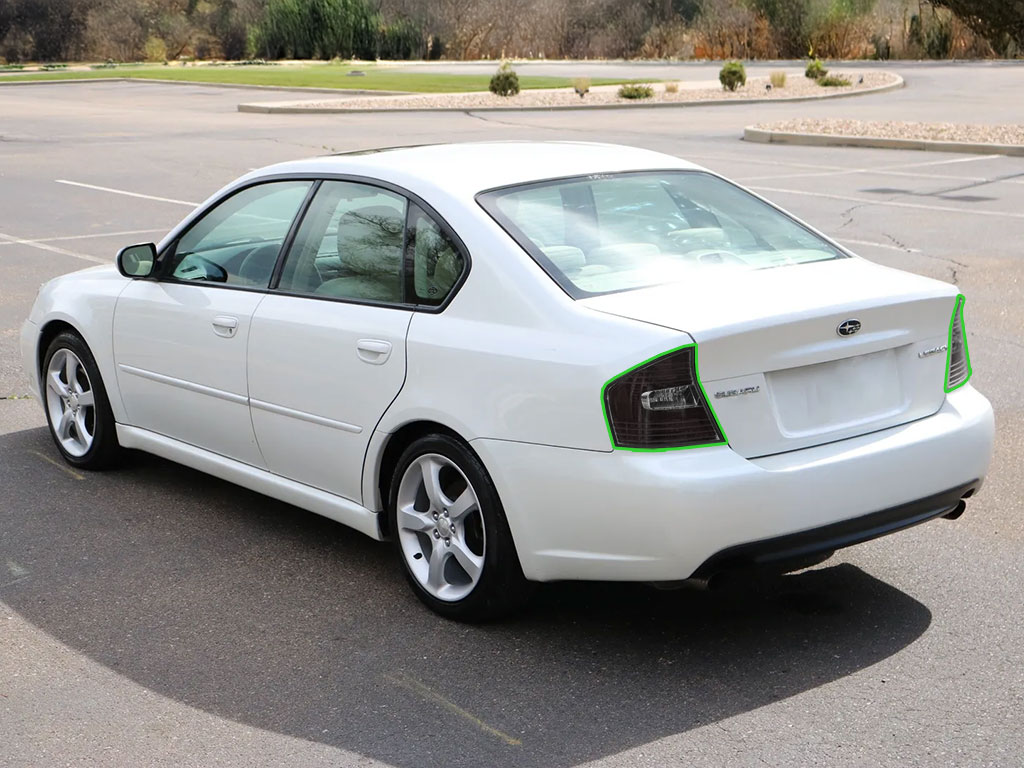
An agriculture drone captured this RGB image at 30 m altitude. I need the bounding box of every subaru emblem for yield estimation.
[837,319,861,337]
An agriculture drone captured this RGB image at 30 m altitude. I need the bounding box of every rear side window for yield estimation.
[406,203,465,306]
[477,171,846,298]
[275,180,467,308]
[277,180,408,303]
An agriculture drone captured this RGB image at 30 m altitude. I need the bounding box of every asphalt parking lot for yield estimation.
[1,63,1022,767]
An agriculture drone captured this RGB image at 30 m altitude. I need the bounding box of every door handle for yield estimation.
[212,315,238,337]
[356,339,392,365]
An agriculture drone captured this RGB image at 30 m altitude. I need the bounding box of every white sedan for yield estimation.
[21,142,994,619]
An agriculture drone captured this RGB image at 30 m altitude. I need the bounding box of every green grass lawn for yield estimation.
[0,64,644,92]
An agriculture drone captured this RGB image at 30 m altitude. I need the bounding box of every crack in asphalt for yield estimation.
[464,111,585,132]
[926,171,1024,198]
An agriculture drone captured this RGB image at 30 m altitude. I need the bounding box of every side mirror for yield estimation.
[116,243,157,278]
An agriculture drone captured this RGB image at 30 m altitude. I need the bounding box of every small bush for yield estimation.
[40,63,67,70]
[805,58,827,80]
[0,63,25,70]
[90,59,117,70]
[143,36,167,63]
[618,83,654,99]
[817,74,851,87]
[489,61,520,97]
[871,34,891,60]
[571,77,591,98]
[769,71,786,88]
[718,60,746,92]
[664,81,679,93]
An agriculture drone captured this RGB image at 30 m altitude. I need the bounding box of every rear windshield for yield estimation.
[477,170,847,298]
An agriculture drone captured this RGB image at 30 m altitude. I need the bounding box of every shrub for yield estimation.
[769,71,786,88]
[664,80,680,93]
[144,36,167,63]
[718,60,746,91]
[489,61,520,97]
[871,34,891,60]
[817,74,851,87]
[805,58,827,79]
[40,63,67,70]
[618,83,654,99]
[571,77,591,98]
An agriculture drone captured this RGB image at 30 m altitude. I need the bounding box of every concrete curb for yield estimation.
[237,73,904,114]
[743,125,1024,156]
[0,76,408,96]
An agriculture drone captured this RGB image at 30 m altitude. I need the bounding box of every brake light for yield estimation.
[602,344,727,451]
[945,294,972,392]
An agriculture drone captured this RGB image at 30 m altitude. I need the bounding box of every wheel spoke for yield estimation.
[448,488,478,522]
[47,371,69,398]
[56,408,74,440]
[398,503,435,534]
[76,389,95,409]
[426,543,448,591]
[449,537,483,582]
[74,410,92,442]
[64,352,77,387]
[419,457,448,510]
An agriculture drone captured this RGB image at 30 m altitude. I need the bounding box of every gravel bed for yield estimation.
[753,118,1024,145]
[278,70,898,111]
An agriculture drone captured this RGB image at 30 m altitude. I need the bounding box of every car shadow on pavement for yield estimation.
[1,427,932,768]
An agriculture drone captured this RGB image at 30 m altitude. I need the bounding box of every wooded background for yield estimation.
[0,0,1020,63]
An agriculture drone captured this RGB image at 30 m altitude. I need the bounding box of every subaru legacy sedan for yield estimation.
[21,142,994,619]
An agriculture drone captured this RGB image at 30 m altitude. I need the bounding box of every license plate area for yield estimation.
[767,348,908,437]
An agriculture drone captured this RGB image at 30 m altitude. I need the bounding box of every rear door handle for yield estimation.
[356,339,392,365]
[212,315,238,337]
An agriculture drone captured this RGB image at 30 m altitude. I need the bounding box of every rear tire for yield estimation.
[41,331,122,470]
[387,434,531,621]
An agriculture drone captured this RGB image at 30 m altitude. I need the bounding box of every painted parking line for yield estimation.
[0,232,108,264]
[737,167,1020,184]
[55,179,198,207]
[0,228,166,247]
[838,238,921,253]
[387,673,521,746]
[26,449,85,481]
[888,154,1004,168]
[748,185,1024,220]
[705,150,1022,184]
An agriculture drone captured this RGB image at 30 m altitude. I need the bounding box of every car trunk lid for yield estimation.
[582,259,956,458]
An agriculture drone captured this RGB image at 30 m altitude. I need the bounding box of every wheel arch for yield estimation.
[36,319,86,379]
[369,419,479,538]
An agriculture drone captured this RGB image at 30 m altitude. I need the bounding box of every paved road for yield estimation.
[1,62,1022,767]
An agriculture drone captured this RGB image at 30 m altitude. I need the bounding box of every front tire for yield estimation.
[388,434,531,621]
[42,331,122,470]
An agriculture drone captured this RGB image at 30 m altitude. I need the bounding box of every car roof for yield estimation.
[246,142,703,199]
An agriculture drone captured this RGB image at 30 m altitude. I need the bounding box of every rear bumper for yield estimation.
[689,479,979,581]
[472,385,994,582]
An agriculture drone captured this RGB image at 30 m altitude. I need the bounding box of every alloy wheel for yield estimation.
[45,348,96,458]
[396,453,487,602]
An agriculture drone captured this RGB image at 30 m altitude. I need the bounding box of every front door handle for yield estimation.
[212,315,238,337]
[356,339,392,365]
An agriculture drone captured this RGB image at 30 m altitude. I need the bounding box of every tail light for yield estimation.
[602,344,727,451]
[945,294,972,392]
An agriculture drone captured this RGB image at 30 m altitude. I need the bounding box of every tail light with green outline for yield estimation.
[602,344,728,451]
[945,294,972,392]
